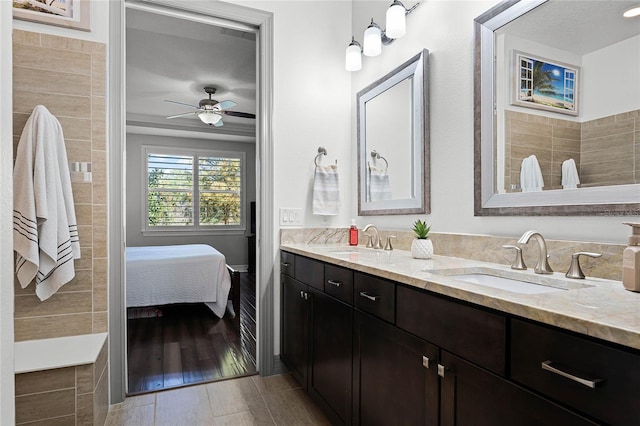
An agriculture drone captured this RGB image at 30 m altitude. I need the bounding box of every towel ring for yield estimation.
[315,147,327,166]
[371,150,388,172]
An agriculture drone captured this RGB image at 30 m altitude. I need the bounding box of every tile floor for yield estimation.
[106,373,331,425]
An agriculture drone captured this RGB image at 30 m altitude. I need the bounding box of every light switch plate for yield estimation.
[279,208,302,226]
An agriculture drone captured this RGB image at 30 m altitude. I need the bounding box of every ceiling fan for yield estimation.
[164,86,255,127]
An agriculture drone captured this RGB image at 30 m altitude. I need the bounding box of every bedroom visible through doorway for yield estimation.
[123,3,258,395]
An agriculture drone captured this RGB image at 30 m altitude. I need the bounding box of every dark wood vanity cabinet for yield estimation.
[280,256,353,425]
[353,310,439,426]
[280,251,640,426]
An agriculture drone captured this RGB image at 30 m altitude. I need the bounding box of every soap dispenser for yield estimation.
[622,222,640,292]
[349,219,358,246]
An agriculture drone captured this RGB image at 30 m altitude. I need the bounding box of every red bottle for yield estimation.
[349,220,358,246]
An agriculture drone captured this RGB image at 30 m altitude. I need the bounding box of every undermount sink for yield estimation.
[431,267,593,294]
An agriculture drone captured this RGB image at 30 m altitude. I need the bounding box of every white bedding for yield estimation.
[125,244,231,318]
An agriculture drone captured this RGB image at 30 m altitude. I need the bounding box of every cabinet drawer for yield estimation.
[295,256,324,290]
[396,285,506,375]
[354,273,395,324]
[324,264,353,305]
[280,251,295,277]
[511,319,640,426]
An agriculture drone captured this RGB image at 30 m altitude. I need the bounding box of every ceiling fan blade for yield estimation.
[216,100,237,110]
[222,110,256,119]
[166,111,197,119]
[164,100,199,108]
[213,119,224,127]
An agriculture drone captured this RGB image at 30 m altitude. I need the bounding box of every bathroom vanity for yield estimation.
[280,245,640,426]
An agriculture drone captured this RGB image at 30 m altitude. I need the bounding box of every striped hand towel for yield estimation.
[312,164,340,215]
[368,164,392,202]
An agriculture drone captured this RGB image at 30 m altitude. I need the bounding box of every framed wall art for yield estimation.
[13,0,90,31]
[512,51,579,116]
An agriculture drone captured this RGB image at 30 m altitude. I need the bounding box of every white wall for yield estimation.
[125,133,256,266]
[582,35,640,122]
[350,0,637,244]
[0,3,15,424]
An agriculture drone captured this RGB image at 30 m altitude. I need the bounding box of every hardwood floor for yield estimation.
[127,272,257,395]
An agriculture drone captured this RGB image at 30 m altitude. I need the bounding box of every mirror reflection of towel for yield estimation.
[561,158,580,189]
[368,164,392,201]
[520,155,544,192]
[312,164,340,215]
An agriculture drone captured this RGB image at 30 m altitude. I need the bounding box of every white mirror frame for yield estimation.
[357,49,430,216]
[474,0,640,216]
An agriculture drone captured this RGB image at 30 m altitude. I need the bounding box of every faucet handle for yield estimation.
[502,245,527,270]
[384,235,396,251]
[565,252,602,279]
[365,234,373,248]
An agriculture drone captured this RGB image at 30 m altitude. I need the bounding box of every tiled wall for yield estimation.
[15,340,108,425]
[12,29,107,341]
[280,228,625,281]
[504,109,639,191]
[581,109,639,187]
[504,110,581,191]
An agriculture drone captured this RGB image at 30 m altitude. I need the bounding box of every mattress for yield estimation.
[125,244,231,318]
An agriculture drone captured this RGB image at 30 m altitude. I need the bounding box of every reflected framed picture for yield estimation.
[13,0,90,31]
[512,51,579,116]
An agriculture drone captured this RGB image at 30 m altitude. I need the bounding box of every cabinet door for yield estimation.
[281,274,309,387]
[308,289,353,425]
[440,351,598,426]
[353,311,439,426]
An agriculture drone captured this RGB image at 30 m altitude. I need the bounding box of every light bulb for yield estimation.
[386,1,406,39]
[623,6,640,17]
[345,38,362,71]
[363,20,382,57]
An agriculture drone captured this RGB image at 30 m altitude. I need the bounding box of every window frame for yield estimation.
[142,145,246,236]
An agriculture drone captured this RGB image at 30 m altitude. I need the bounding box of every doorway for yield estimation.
[109,0,275,402]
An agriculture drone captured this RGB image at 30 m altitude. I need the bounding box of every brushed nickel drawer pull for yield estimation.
[281,262,290,267]
[541,360,603,389]
[327,280,342,287]
[359,291,380,302]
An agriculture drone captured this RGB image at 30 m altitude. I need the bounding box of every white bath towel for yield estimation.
[561,158,580,189]
[13,105,80,301]
[312,164,340,215]
[520,155,544,192]
[368,164,392,202]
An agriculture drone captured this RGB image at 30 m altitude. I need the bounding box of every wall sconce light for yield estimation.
[345,1,421,71]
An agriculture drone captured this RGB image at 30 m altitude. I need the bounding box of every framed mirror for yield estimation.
[357,49,430,216]
[474,0,640,216]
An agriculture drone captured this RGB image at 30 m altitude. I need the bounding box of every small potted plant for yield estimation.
[411,219,433,259]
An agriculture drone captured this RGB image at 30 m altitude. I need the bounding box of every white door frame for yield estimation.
[108,0,274,403]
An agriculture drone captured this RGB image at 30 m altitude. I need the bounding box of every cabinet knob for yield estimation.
[437,364,446,378]
[422,356,430,369]
[300,290,304,299]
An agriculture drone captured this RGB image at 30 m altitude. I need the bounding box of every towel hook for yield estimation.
[371,150,388,172]
[315,147,327,166]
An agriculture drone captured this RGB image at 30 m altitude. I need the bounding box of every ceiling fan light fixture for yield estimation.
[198,110,222,125]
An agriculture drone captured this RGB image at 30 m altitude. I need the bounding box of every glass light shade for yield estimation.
[386,3,406,39]
[345,42,362,71]
[198,111,222,125]
[363,23,382,57]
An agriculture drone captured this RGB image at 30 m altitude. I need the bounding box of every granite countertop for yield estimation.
[280,243,640,351]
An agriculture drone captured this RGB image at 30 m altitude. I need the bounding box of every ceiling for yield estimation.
[498,1,640,55]
[125,7,257,142]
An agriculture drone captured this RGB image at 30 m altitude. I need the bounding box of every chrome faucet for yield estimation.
[363,224,383,249]
[517,230,553,274]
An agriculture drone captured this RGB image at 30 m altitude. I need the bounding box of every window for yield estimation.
[143,146,245,233]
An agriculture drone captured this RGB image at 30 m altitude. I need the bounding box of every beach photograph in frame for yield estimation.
[13,0,89,31]
[512,51,579,116]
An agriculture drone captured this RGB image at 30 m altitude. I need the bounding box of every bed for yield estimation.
[125,244,240,319]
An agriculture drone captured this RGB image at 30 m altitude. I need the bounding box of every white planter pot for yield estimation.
[411,238,433,259]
